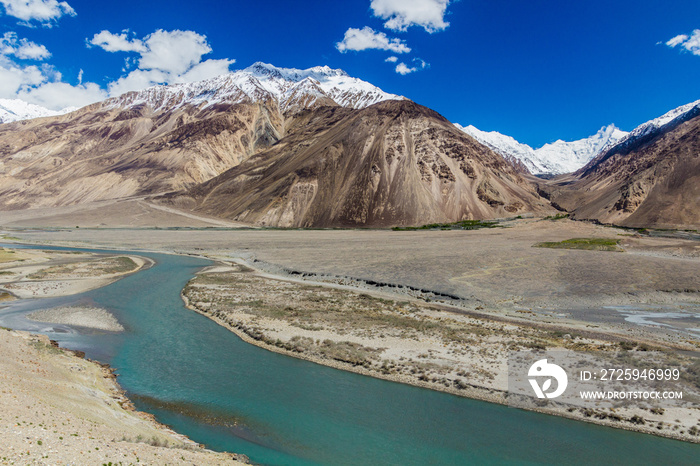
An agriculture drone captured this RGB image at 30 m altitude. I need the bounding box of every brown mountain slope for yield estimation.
[0,101,282,210]
[541,113,700,229]
[161,100,554,227]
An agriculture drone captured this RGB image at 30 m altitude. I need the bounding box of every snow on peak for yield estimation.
[106,62,403,113]
[245,62,349,81]
[609,99,700,149]
[535,124,628,173]
[0,98,75,124]
[457,123,628,175]
[456,123,536,168]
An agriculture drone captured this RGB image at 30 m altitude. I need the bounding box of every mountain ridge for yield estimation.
[541,100,700,229]
[1,62,696,229]
[579,99,700,177]
[103,62,405,115]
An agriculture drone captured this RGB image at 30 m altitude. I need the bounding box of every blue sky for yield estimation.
[1,0,699,147]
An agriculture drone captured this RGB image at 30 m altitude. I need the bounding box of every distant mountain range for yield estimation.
[0,98,75,124]
[0,63,697,228]
[0,63,407,210]
[456,124,628,176]
[0,62,402,125]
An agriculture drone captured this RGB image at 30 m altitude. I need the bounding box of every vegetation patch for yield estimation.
[0,248,23,264]
[534,237,622,252]
[543,213,570,221]
[392,220,502,231]
[29,340,62,355]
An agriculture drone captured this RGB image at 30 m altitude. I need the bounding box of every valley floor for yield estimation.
[1,206,700,446]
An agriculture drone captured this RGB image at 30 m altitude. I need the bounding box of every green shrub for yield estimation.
[534,238,622,252]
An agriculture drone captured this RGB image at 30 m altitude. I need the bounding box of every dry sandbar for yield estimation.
[27,306,125,332]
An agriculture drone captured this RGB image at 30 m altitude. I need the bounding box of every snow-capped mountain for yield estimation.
[594,99,700,163]
[455,124,537,171]
[534,124,628,174]
[457,123,628,175]
[105,62,405,114]
[622,99,700,143]
[0,98,75,124]
[545,98,700,229]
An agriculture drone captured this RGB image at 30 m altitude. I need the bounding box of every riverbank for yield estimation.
[182,261,700,444]
[0,328,244,464]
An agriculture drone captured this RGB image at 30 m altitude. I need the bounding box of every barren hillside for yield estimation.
[163,100,553,227]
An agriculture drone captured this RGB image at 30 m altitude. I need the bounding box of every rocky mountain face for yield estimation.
[541,101,700,229]
[0,63,404,210]
[161,100,553,227]
[0,63,555,226]
[457,124,628,176]
[0,100,283,209]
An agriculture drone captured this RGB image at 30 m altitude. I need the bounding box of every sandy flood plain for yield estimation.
[182,260,700,444]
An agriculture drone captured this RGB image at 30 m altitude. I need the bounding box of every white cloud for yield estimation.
[336,26,410,53]
[1,26,234,111]
[370,0,450,33]
[0,53,106,109]
[106,69,166,96]
[89,30,146,53]
[413,58,429,69]
[91,29,216,75]
[0,0,76,26]
[138,29,212,75]
[395,58,428,75]
[385,56,398,62]
[18,81,106,109]
[90,28,235,96]
[14,40,49,59]
[666,34,689,48]
[0,58,45,96]
[174,58,237,83]
[395,62,416,75]
[0,32,51,60]
[666,30,700,56]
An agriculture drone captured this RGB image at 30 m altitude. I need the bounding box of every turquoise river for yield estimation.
[0,244,698,465]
